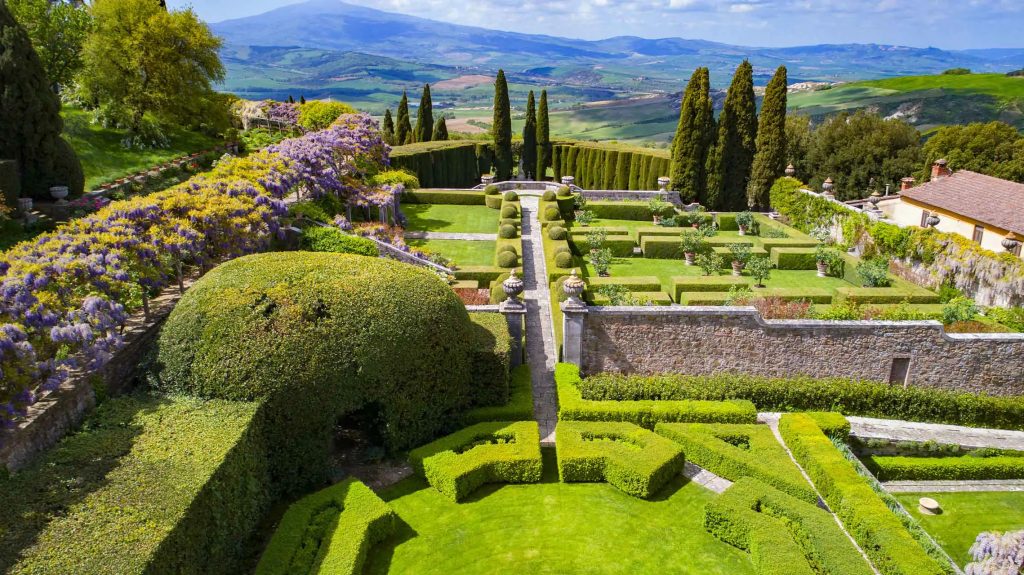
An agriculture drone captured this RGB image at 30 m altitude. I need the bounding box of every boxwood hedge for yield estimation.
[402,190,486,205]
[555,420,685,499]
[301,227,379,256]
[389,141,491,188]
[464,365,534,423]
[864,453,1024,481]
[408,421,543,501]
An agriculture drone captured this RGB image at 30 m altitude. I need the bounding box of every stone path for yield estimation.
[520,197,559,445]
[683,462,732,493]
[883,479,1024,493]
[403,231,497,241]
[848,416,1024,451]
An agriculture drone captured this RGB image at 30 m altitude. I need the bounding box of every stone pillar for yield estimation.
[499,271,527,368]
[560,270,588,368]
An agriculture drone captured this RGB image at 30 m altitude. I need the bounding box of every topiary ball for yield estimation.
[555,245,572,256]
[484,184,500,195]
[503,191,518,201]
[548,225,567,240]
[557,185,572,197]
[498,244,518,255]
[500,218,519,227]
[544,205,562,221]
[554,251,574,269]
[152,252,479,488]
[497,250,518,268]
[499,224,517,239]
[542,190,556,201]
[501,205,518,219]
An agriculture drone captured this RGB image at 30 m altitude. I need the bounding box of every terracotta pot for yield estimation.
[738,225,747,236]
[731,261,745,276]
[816,261,828,278]
[684,252,696,266]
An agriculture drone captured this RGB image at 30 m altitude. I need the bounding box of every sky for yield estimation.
[166,0,1024,50]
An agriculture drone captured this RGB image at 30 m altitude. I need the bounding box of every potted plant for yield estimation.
[680,230,705,266]
[814,245,843,278]
[586,229,608,254]
[748,256,773,287]
[576,210,595,227]
[736,211,754,236]
[648,198,670,224]
[588,248,613,277]
[728,243,751,276]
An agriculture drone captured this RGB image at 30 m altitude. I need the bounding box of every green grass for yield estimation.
[364,449,755,574]
[406,239,497,267]
[895,491,1024,567]
[402,204,498,234]
[61,106,221,190]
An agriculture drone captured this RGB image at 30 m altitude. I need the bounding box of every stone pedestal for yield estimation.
[499,299,527,368]
[561,300,588,368]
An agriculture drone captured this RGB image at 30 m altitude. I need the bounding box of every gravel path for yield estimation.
[848,416,1024,451]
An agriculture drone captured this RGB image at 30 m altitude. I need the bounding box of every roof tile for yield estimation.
[901,171,1024,235]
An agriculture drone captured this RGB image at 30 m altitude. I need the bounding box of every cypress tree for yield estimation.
[432,116,448,141]
[492,70,512,180]
[628,153,641,189]
[395,91,412,145]
[288,95,295,104]
[669,68,702,202]
[522,90,538,179]
[708,61,757,211]
[747,65,788,210]
[0,2,83,199]
[300,95,306,105]
[537,89,551,178]
[414,84,433,143]
[615,152,630,190]
[382,109,395,145]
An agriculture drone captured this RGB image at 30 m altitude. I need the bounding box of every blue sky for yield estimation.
[167,0,1024,49]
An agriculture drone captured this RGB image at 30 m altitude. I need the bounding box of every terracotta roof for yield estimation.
[900,170,1024,235]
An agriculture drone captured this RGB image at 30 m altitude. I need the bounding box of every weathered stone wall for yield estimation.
[574,307,1024,396]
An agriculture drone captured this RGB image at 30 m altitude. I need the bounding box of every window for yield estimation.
[973,225,984,244]
[920,210,931,228]
[889,357,911,385]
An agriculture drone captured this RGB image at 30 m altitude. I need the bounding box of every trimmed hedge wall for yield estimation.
[402,190,486,205]
[655,423,818,503]
[0,394,270,575]
[464,365,534,423]
[301,227,379,256]
[703,477,874,575]
[468,312,513,407]
[577,371,1024,431]
[555,420,685,499]
[569,232,636,257]
[671,276,751,300]
[556,363,758,428]
[389,141,491,188]
[553,141,670,191]
[586,276,662,292]
[864,454,1024,481]
[591,291,673,306]
[834,287,940,305]
[779,414,948,575]
[0,159,18,209]
[770,247,818,270]
[589,200,670,221]
[408,421,543,501]
[255,479,395,575]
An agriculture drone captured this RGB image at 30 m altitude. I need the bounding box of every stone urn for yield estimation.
[657,176,670,192]
[49,186,69,201]
[563,269,586,303]
[502,269,524,303]
[738,225,747,236]
[684,252,696,266]
[17,197,33,215]
[816,260,828,278]
[731,261,745,277]
[481,174,495,187]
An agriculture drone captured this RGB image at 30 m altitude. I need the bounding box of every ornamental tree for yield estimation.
[748,65,788,210]
[493,70,513,180]
[7,0,92,94]
[708,61,757,211]
[414,83,433,143]
[395,91,412,145]
[537,89,551,177]
[670,67,714,203]
[522,91,538,179]
[382,108,395,145]
[432,116,448,141]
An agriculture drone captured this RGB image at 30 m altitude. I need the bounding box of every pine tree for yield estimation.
[0,1,83,199]
[414,83,433,143]
[382,108,395,145]
[493,70,512,180]
[395,90,412,146]
[707,61,757,211]
[669,67,714,203]
[432,117,448,141]
[747,65,788,210]
[522,90,538,179]
[537,89,551,179]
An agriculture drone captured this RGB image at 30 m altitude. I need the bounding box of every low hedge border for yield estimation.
[864,453,1024,481]
[704,477,874,575]
[834,287,940,305]
[672,275,751,299]
[464,365,534,423]
[679,291,733,305]
[255,478,395,575]
[568,233,636,257]
[588,200,668,221]
[636,226,689,242]
[401,190,486,205]
[779,414,948,575]
[770,247,818,270]
[454,266,510,288]
[640,236,684,259]
[555,420,686,499]
[408,421,543,502]
[590,291,673,306]
[654,423,818,503]
[758,237,821,251]
[570,225,632,237]
[556,364,758,428]
[711,246,769,263]
[586,276,662,292]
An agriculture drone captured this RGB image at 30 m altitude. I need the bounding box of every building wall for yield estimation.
[880,198,1011,254]
[571,307,1024,396]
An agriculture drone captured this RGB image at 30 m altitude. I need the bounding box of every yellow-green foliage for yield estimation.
[297,100,358,131]
[864,453,1024,481]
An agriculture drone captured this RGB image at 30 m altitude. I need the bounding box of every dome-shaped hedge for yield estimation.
[152,252,480,489]
[501,205,518,218]
[548,225,566,240]
[544,205,562,221]
[542,190,556,201]
[554,251,574,269]
[497,251,518,268]
[499,224,517,239]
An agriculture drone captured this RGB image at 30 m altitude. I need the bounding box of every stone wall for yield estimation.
[568,306,1024,396]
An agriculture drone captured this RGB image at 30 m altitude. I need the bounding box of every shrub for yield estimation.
[542,189,556,201]
[555,244,572,256]
[857,258,892,287]
[697,252,723,276]
[703,477,874,575]
[498,244,518,255]
[747,256,772,287]
[301,227,379,256]
[762,227,789,238]
[554,250,574,269]
[941,296,979,325]
[499,223,517,239]
[587,247,613,276]
[0,159,19,209]
[370,168,420,190]
[484,184,500,195]
[735,211,754,230]
[987,307,1024,331]
[555,421,686,499]
[51,137,85,198]
[255,479,395,575]
[815,245,845,277]
[152,253,491,493]
[575,209,595,225]
[501,204,518,218]
[466,312,513,406]
[496,250,518,268]
[747,296,813,319]
[557,185,572,196]
[728,243,751,264]
[503,190,518,201]
[864,454,1024,481]
[297,100,358,131]
[464,365,533,423]
[548,225,567,240]
[544,205,561,221]
[409,421,543,501]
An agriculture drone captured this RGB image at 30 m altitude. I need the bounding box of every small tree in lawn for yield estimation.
[696,252,723,276]
[588,248,613,277]
[728,243,751,276]
[586,229,607,253]
[748,256,772,287]
[680,230,706,266]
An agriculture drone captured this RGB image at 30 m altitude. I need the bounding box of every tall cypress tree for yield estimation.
[537,89,551,179]
[432,117,448,141]
[493,70,512,181]
[669,68,707,202]
[395,91,412,145]
[522,90,538,179]
[707,61,757,211]
[0,2,83,199]
[747,66,788,210]
[414,83,433,143]
[382,108,395,145]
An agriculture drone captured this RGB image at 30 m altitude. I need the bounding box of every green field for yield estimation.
[406,239,497,267]
[403,204,498,234]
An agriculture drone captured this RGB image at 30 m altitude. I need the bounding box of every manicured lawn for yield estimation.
[403,204,499,234]
[364,450,755,575]
[895,491,1024,567]
[62,106,221,190]
[407,239,497,267]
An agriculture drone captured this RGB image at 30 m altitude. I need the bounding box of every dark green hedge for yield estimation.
[555,420,685,499]
[552,142,670,191]
[301,227,379,256]
[389,141,491,188]
[402,190,486,205]
[864,454,1024,481]
[578,371,1024,431]
[0,159,18,209]
[770,247,818,270]
[465,365,534,423]
[0,394,270,575]
[409,421,543,501]
[640,237,684,259]
[589,200,671,221]
[254,478,395,575]
[569,232,636,257]
[467,312,512,406]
